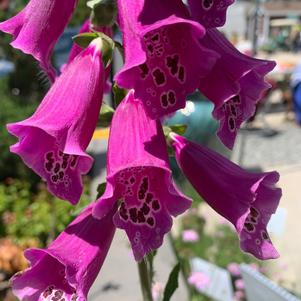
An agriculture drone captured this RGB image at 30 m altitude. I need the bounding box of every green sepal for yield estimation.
[169,124,188,136]
[96,182,107,199]
[113,83,128,107]
[72,32,99,48]
[87,0,117,27]
[163,263,181,301]
[98,103,115,128]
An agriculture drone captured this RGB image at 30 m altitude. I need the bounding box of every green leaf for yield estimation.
[72,32,99,48]
[169,124,188,135]
[112,83,128,107]
[99,103,115,127]
[97,32,115,67]
[163,263,181,301]
[96,182,107,198]
[87,0,117,27]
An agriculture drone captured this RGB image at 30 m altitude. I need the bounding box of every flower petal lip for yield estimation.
[93,91,192,260]
[0,0,77,81]
[7,42,105,205]
[114,0,218,119]
[199,28,276,149]
[188,0,235,28]
[11,204,116,301]
[171,134,281,260]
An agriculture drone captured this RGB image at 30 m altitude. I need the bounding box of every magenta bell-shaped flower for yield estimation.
[171,134,281,260]
[7,39,105,205]
[93,90,192,260]
[0,0,77,81]
[114,0,218,119]
[198,29,276,149]
[12,203,116,301]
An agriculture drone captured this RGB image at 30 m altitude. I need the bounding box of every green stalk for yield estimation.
[137,258,154,301]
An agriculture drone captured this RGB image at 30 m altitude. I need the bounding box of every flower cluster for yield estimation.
[0,0,282,299]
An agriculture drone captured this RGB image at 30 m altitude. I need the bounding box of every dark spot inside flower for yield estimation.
[138,190,146,200]
[139,63,149,79]
[62,161,68,169]
[43,286,53,298]
[228,116,236,131]
[147,44,154,54]
[70,156,78,168]
[54,163,60,174]
[250,207,259,218]
[58,171,64,180]
[151,33,160,43]
[146,193,153,204]
[230,104,237,117]
[202,0,214,9]
[168,91,176,105]
[63,154,70,161]
[51,175,59,183]
[147,217,155,227]
[152,200,160,211]
[154,45,164,57]
[261,231,269,241]
[141,177,149,191]
[58,151,64,157]
[244,222,255,232]
[152,68,166,86]
[232,95,241,104]
[45,162,53,172]
[161,93,168,108]
[130,176,136,184]
[129,208,138,223]
[141,203,150,215]
[55,289,63,298]
[250,217,257,224]
[137,210,146,223]
[178,66,185,83]
[46,152,54,160]
[166,54,179,75]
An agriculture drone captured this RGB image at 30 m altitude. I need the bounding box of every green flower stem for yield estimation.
[137,258,154,301]
[168,233,194,299]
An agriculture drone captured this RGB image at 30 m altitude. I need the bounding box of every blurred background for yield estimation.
[0,0,301,300]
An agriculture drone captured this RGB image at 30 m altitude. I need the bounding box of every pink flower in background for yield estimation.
[171,134,281,260]
[227,263,241,277]
[0,0,77,81]
[235,279,245,290]
[12,204,116,301]
[7,39,105,205]
[234,290,246,301]
[198,29,275,149]
[115,0,218,119]
[182,229,200,242]
[93,91,192,261]
[188,271,210,291]
[152,282,164,301]
[188,0,235,28]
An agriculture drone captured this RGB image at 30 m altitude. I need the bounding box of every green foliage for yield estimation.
[0,179,90,246]
[163,263,181,301]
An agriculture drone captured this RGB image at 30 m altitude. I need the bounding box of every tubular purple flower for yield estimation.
[93,91,192,261]
[0,0,77,81]
[114,0,218,119]
[188,0,235,28]
[198,29,276,149]
[171,134,281,260]
[7,39,105,205]
[11,204,116,301]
